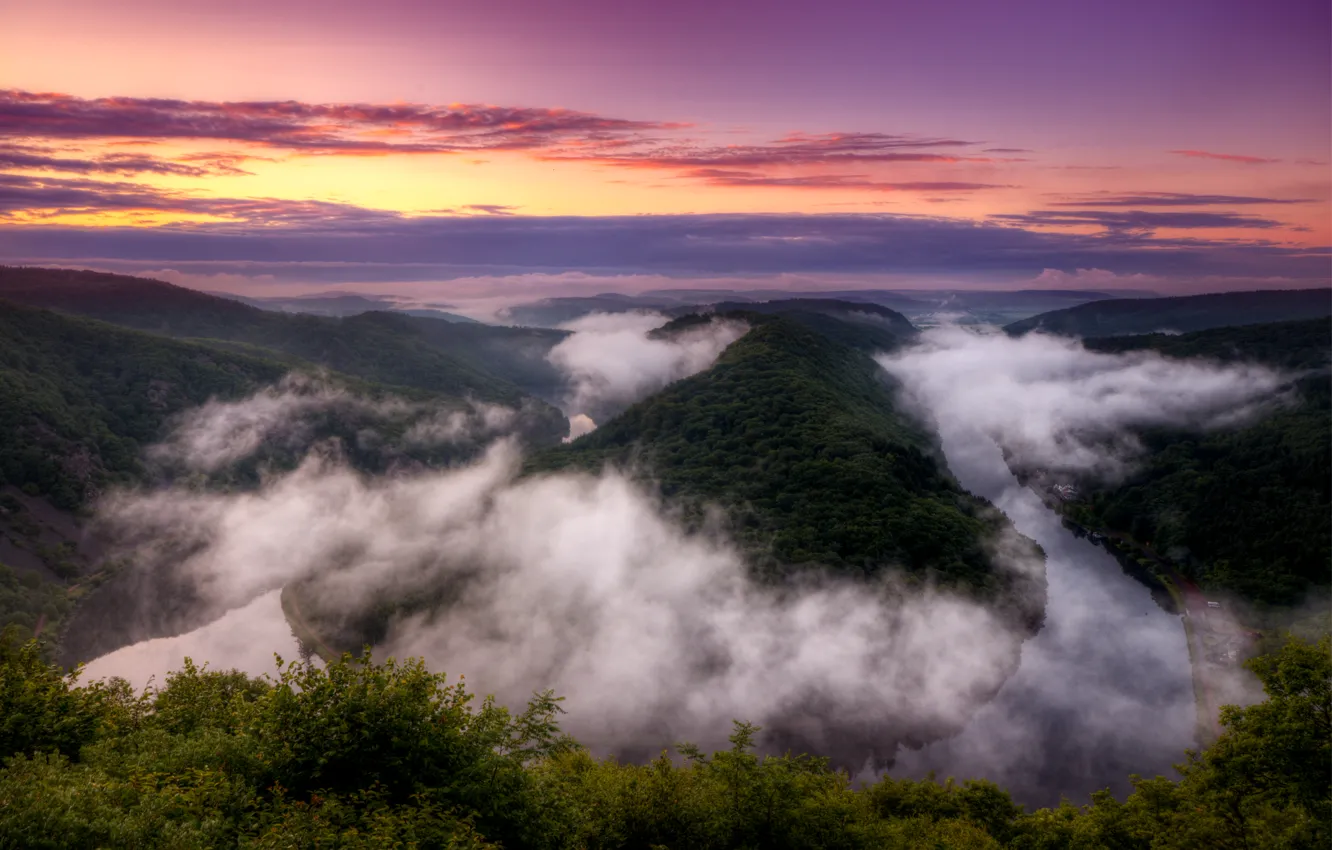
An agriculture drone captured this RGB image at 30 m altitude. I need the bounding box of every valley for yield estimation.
[0,269,1326,845]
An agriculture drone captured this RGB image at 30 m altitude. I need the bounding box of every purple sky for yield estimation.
[1,0,1328,296]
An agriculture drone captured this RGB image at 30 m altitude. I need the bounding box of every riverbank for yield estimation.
[278,584,341,665]
[1037,494,1260,746]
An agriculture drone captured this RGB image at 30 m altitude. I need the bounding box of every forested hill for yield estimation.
[0,299,568,659]
[680,299,919,350]
[529,315,1043,621]
[1004,288,1331,338]
[0,267,566,406]
[1066,319,1331,606]
[0,301,293,510]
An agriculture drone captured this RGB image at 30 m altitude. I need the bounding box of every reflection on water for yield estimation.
[82,591,300,691]
[892,432,1196,808]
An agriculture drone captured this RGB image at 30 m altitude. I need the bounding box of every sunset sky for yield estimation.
[2,0,1328,301]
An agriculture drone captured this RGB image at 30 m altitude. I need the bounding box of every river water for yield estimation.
[891,429,1197,807]
[80,429,1197,809]
[81,591,302,691]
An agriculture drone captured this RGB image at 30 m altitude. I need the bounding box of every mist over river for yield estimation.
[79,431,1197,811]
[891,428,1197,807]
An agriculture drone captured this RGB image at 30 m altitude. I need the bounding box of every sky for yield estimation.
[1,0,1329,297]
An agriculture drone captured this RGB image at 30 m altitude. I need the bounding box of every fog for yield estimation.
[150,373,529,473]
[546,312,748,425]
[878,326,1276,805]
[89,436,1039,764]
[878,326,1287,480]
[77,321,1287,804]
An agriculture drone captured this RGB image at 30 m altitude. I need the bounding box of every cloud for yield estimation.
[0,172,416,224]
[148,373,541,474]
[4,213,1328,284]
[462,203,519,215]
[546,132,1000,179]
[546,312,749,422]
[0,89,680,156]
[1049,192,1315,207]
[994,209,1286,231]
[1025,268,1159,290]
[89,436,1040,766]
[1169,149,1280,165]
[685,169,1009,193]
[877,326,1289,480]
[0,143,246,177]
[0,91,1030,202]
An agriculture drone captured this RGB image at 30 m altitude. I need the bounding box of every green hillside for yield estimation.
[1066,319,1332,605]
[286,313,1042,707]
[674,299,919,351]
[0,631,1325,849]
[530,315,1041,616]
[1004,288,1331,338]
[0,301,292,510]
[0,267,567,409]
[0,299,567,658]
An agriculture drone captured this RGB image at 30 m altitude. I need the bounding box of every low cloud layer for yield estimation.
[546,312,749,424]
[878,326,1289,480]
[89,428,1037,766]
[149,374,535,473]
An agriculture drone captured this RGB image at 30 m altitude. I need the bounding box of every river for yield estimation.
[81,591,302,691]
[890,428,1197,807]
[79,429,1198,810]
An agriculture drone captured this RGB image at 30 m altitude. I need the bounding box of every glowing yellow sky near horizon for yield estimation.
[3,0,1328,249]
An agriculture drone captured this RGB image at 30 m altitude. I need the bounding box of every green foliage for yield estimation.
[1068,320,1331,604]
[1005,289,1332,338]
[0,295,567,647]
[689,300,920,352]
[0,562,70,643]
[531,318,1034,610]
[0,627,137,760]
[0,636,1325,848]
[0,300,289,508]
[0,267,569,418]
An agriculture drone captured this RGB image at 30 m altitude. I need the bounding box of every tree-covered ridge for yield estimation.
[0,300,292,509]
[0,266,567,409]
[1066,319,1331,605]
[680,299,920,351]
[0,299,569,660]
[0,630,1325,849]
[530,317,1041,619]
[1004,288,1331,338]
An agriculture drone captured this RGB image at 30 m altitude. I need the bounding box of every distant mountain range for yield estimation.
[0,267,566,407]
[207,291,479,324]
[1005,288,1332,338]
[499,287,1139,327]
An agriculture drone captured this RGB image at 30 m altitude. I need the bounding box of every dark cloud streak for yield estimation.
[1050,192,1315,207]
[0,89,679,155]
[994,209,1287,231]
[2,212,1326,283]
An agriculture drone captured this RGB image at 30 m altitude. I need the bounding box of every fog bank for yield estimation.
[88,434,1036,765]
[878,326,1287,480]
[546,312,748,426]
[877,327,1277,805]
